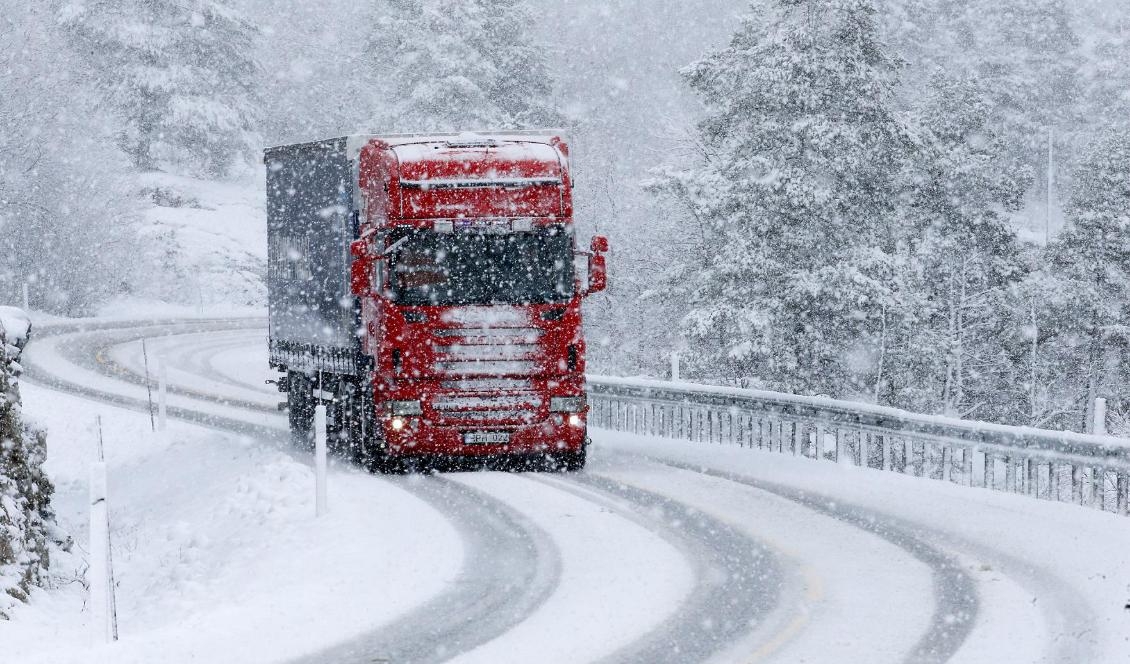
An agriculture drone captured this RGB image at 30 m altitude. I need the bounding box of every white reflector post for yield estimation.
[157,357,168,432]
[315,404,328,517]
[89,462,112,643]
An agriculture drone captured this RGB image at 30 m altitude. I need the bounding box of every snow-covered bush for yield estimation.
[0,315,53,620]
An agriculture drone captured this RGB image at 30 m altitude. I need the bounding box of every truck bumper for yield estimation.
[381,412,587,458]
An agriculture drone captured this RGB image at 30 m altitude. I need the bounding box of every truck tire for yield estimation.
[553,446,586,472]
[326,398,349,457]
[287,371,315,451]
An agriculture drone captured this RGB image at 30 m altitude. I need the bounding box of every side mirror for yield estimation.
[587,253,607,294]
[350,257,371,297]
[591,235,609,253]
[349,239,385,297]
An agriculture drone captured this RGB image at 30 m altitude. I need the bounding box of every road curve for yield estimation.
[22,319,569,664]
[288,476,562,664]
[29,319,808,663]
[632,456,979,664]
[26,318,1094,663]
[533,473,788,664]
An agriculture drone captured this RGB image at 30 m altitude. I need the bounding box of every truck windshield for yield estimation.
[388,227,574,306]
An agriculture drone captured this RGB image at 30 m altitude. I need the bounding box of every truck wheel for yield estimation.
[326,398,350,458]
[365,448,400,474]
[554,447,586,472]
[287,371,315,450]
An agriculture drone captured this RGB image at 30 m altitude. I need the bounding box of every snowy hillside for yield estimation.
[131,174,267,309]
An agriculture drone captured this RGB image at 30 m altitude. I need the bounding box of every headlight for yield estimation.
[386,400,423,415]
[550,396,586,412]
[568,413,583,427]
[390,417,406,431]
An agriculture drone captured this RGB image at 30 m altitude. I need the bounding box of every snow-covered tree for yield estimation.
[885,74,1026,418]
[1080,14,1130,132]
[650,0,916,395]
[1,0,136,315]
[1037,129,1130,431]
[978,0,1081,194]
[0,319,54,620]
[367,0,564,131]
[59,0,260,176]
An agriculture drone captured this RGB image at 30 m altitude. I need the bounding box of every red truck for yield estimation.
[265,132,607,471]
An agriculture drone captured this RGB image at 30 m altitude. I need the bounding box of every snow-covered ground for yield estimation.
[6,318,1130,663]
[2,382,463,664]
[134,173,267,308]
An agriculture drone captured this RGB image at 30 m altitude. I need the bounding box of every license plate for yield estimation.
[463,432,511,445]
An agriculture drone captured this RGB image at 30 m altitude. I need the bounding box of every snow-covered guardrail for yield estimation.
[587,375,1130,516]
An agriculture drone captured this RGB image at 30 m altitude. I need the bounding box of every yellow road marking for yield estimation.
[743,563,825,663]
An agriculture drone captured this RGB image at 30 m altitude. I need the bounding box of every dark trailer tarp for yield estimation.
[265,137,362,375]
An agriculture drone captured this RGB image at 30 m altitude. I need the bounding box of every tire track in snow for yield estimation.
[638,455,980,664]
[23,322,285,442]
[24,320,568,664]
[288,475,562,664]
[533,473,789,664]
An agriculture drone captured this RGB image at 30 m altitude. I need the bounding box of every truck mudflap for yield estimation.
[381,414,587,457]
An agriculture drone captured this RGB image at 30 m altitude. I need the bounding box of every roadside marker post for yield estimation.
[141,339,155,432]
[315,405,328,517]
[90,417,119,644]
[157,357,168,432]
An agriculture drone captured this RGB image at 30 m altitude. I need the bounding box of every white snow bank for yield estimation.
[1,384,461,664]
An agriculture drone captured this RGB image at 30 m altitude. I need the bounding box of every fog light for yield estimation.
[390,417,406,431]
[568,414,583,427]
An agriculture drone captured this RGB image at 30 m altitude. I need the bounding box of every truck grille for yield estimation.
[431,326,542,377]
[430,393,542,425]
[429,324,544,424]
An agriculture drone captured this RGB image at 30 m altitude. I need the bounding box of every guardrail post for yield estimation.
[1071,464,1083,504]
[984,453,995,489]
[792,422,802,456]
[962,447,973,486]
[860,433,871,468]
[941,445,952,482]
[835,428,844,464]
[1004,456,1015,492]
[880,435,890,471]
[1027,459,1038,498]
[815,425,824,460]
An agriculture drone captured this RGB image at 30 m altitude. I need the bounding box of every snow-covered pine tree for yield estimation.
[890,73,1027,418]
[1039,127,1130,432]
[649,0,915,396]
[0,320,54,620]
[976,0,1082,197]
[1080,13,1130,136]
[367,0,564,132]
[1,0,135,314]
[59,0,260,177]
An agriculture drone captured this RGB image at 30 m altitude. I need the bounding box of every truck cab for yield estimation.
[265,132,607,471]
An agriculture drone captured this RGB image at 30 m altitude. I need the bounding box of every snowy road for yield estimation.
[16,318,1130,663]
